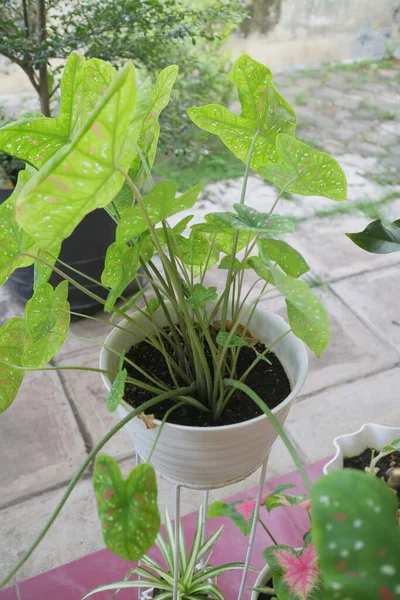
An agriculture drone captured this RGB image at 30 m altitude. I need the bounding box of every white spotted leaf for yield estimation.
[107,368,127,413]
[270,265,329,356]
[102,242,140,312]
[0,317,26,414]
[93,456,160,561]
[16,61,138,251]
[0,53,85,168]
[259,238,309,278]
[23,281,70,367]
[188,54,296,170]
[258,134,347,200]
[312,469,400,600]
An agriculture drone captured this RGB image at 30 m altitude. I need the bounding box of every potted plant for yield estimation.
[82,505,246,599]
[0,51,348,589]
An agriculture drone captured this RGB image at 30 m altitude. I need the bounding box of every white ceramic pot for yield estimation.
[323,423,400,475]
[100,302,308,489]
[251,564,272,600]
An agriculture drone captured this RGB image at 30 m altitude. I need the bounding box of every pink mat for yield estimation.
[2,458,328,600]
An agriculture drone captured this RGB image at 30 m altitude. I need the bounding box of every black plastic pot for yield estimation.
[1,188,140,316]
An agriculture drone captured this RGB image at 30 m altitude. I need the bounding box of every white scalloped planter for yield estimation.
[323,423,400,475]
[251,564,272,600]
[100,302,308,489]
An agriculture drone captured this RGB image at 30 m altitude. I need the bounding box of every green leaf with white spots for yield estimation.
[311,469,400,600]
[177,230,211,266]
[102,242,140,312]
[116,182,202,245]
[188,54,296,170]
[0,317,26,414]
[107,368,127,412]
[203,205,295,235]
[185,284,218,310]
[33,244,61,288]
[23,281,70,367]
[16,61,138,251]
[0,53,85,168]
[246,256,272,282]
[192,217,253,254]
[259,239,309,278]
[347,218,400,254]
[93,456,160,561]
[270,265,329,356]
[0,170,38,286]
[128,65,178,193]
[258,134,347,200]
[76,58,116,130]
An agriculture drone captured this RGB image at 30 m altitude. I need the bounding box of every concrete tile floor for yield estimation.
[1,59,400,585]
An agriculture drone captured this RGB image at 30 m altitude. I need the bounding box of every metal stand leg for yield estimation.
[173,485,181,600]
[237,460,268,600]
[202,490,209,545]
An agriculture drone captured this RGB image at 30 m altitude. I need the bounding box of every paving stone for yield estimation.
[0,369,87,507]
[332,266,400,354]
[54,346,134,462]
[291,214,400,281]
[287,367,400,462]
[264,289,398,398]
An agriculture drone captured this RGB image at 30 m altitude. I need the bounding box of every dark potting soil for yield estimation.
[123,326,291,427]
[344,448,400,498]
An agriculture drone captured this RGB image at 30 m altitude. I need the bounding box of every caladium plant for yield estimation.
[0,50,348,588]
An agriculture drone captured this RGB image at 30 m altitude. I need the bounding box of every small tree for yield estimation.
[0,0,245,116]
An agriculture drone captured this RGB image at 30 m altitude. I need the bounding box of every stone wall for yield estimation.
[232,0,400,69]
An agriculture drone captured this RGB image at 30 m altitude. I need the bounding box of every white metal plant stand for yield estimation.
[136,450,269,600]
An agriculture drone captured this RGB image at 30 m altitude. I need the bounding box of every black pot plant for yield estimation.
[0,52,351,594]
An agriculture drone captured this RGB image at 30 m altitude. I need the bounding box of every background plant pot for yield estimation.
[323,423,400,475]
[1,187,140,316]
[251,564,272,600]
[100,302,308,489]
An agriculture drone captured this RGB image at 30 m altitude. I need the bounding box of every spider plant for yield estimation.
[81,506,245,599]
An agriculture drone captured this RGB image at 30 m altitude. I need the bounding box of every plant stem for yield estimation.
[258,519,279,546]
[0,386,194,590]
[224,379,312,492]
[220,131,259,329]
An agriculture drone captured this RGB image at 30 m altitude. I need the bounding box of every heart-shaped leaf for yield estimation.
[16,61,138,251]
[23,281,70,367]
[259,134,347,200]
[107,368,127,412]
[216,331,251,348]
[185,284,218,310]
[192,218,253,254]
[269,266,329,356]
[264,544,322,600]
[208,497,262,536]
[116,182,202,244]
[102,243,140,312]
[0,317,26,414]
[246,256,273,282]
[265,484,308,512]
[188,54,296,170]
[93,456,160,561]
[311,469,400,600]
[0,53,85,168]
[381,438,400,454]
[259,239,309,278]
[347,219,400,254]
